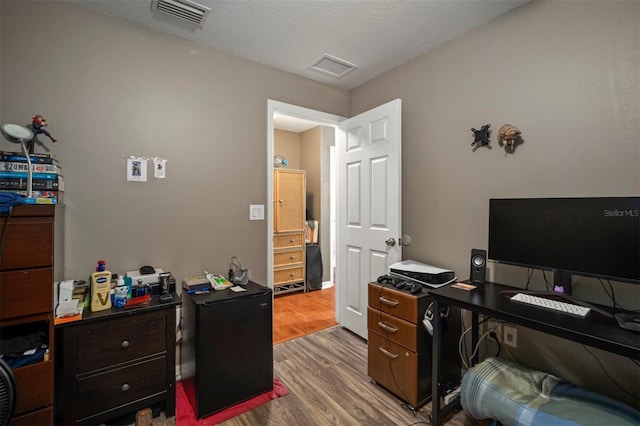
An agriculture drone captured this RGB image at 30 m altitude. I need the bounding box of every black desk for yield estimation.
[429,281,640,425]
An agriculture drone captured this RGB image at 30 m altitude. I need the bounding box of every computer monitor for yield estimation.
[488,197,640,294]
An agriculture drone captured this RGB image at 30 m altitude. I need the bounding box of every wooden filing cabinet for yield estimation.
[0,205,57,425]
[273,169,306,295]
[367,282,460,408]
[56,300,179,425]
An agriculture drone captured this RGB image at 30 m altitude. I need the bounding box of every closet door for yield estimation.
[274,169,305,233]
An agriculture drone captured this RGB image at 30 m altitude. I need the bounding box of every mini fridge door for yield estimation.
[194,285,273,418]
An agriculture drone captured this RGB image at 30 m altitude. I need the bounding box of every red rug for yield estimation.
[176,378,289,425]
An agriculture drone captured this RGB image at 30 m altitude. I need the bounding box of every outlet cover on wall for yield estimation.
[504,325,517,348]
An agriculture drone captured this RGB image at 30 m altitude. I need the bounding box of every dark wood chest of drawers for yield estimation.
[55,300,179,425]
[0,205,57,425]
[367,282,460,408]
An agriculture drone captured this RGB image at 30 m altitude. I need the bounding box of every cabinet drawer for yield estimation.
[0,268,53,320]
[77,314,167,373]
[13,360,53,416]
[274,266,305,285]
[368,283,421,323]
[367,331,419,406]
[273,249,304,267]
[0,216,53,271]
[273,233,304,249]
[76,356,166,420]
[367,307,417,351]
[9,407,52,426]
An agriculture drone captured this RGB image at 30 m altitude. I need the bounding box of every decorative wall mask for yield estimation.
[497,124,522,152]
[471,124,491,151]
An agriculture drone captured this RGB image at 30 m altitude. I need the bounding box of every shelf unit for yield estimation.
[273,169,306,295]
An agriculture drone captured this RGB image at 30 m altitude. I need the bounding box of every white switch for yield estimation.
[250,204,264,221]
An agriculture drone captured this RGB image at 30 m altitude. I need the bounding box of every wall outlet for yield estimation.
[504,325,517,348]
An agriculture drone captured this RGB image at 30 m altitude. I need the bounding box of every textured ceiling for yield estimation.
[67,0,528,92]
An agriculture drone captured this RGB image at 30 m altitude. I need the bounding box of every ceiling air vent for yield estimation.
[308,54,358,79]
[151,0,211,27]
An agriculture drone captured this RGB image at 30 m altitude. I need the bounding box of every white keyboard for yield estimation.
[510,293,591,317]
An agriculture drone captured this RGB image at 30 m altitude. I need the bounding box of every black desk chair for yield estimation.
[0,358,16,426]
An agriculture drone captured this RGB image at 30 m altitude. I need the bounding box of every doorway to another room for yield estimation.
[268,101,342,343]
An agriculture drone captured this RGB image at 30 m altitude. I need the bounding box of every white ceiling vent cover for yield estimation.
[151,0,211,27]
[309,54,358,79]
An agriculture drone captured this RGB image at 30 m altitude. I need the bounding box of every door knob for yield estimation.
[385,238,396,247]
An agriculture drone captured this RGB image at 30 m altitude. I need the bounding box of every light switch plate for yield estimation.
[250,204,264,220]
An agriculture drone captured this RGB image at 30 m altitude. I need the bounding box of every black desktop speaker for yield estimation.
[470,249,487,284]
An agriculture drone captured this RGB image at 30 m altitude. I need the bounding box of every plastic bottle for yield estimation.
[91,269,112,311]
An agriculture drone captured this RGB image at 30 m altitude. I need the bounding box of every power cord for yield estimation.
[582,345,638,400]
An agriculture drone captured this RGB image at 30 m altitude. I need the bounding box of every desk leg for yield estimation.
[431,299,442,426]
[471,311,479,366]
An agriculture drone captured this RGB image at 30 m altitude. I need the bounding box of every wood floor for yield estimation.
[221,325,490,426]
[273,285,338,344]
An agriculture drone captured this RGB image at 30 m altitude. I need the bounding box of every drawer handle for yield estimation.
[379,297,399,307]
[289,239,295,243]
[290,272,295,277]
[121,383,130,392]
[121,340,130,349]
[290,256,295,260]
[279,199,284,203]
[378,346,399,359]
[377,322,398,333]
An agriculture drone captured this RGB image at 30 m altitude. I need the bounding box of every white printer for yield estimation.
[389,260,456,288]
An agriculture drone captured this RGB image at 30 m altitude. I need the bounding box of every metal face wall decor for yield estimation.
[497,124,522,153]
[471,124,492,151]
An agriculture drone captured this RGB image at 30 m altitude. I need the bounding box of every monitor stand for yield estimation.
[615,313,640,332]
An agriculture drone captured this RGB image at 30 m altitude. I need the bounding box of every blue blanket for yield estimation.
[460,357,640,426]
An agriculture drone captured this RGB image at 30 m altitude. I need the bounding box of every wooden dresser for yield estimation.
[273,169,306,295]
[0,204,57,425]
[367,282,460,408]
[55,298,180,425]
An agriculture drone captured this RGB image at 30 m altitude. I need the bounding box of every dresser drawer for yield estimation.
[273,232,304,249]
[9,407,52,426]
[0,268,53,320]
[76,356,166,420]
[273,248,304,268]
[274,266,305,285]
[0,216,53,271]
[367,331,419,406]
[368,283,421,323]
[13,360,53,416]
[367,307,417,351]
[76,314,167,373]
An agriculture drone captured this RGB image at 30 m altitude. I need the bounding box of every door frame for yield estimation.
[266,100,345,309]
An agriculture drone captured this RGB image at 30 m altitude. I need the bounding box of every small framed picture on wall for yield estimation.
[127,158,147,182]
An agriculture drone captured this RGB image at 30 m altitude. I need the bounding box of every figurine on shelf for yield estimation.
[32,115,57,143]
[471,124,492,151]
[27,114,56,153]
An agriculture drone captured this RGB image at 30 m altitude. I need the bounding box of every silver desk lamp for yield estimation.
[0,123,35,198]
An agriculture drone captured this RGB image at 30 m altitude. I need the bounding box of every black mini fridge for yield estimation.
[181,281,273,419]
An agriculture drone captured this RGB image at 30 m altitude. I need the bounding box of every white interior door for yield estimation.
[337,99,402,339]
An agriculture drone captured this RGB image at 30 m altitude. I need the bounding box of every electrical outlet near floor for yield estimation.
[504,325,518,348]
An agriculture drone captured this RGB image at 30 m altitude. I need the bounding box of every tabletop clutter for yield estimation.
[54,260,174,324]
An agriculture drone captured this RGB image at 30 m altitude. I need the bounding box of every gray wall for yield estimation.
[1,1,348,285]
[351,0,639,407]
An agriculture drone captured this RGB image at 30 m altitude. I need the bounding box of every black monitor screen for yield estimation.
[488,197,640,284]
